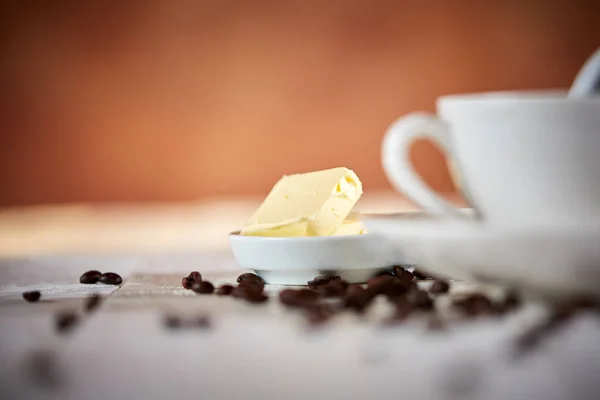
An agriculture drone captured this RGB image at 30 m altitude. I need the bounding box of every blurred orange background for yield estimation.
[1,0,598,206]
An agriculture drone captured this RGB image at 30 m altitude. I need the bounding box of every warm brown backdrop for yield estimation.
[1,0,598,206]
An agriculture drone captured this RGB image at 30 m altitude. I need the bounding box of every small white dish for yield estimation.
[364,213,600,300]
[228,219,415,285]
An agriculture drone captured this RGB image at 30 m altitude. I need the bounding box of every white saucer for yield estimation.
[228,224,415,285]
[364,213,600,300]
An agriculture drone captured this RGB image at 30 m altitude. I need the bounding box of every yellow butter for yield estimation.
[332,215,365,236]
[241,167,363,237]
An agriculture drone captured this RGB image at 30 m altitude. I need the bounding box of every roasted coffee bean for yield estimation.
[408,289,434,310]
[346,284,365,297]
[279,289,319,307]
[368,275,411,298]
[216,284,235,295]
[233,284,268,303]
[393,266,415,282]
[453,293,496,317]
[79,270,102,284]
[84,294,102,312]
[191,281,214,294]
[98,272,122,286]
[163,315,182,329]
[430,280,450,294]
[22,291,41,302]
[182,271,202,289]
[307,275,339,289]
[181,276,194,290]
[55,312,79,334]
[189,271,202,282]
[304,304,332,326]
[318,279,349,298]
[427,317,446,331]
[237,273,265,286]
[412,268,433,280]
[344,287,377,313]
[26,350,61,387]
[243,291,269,303]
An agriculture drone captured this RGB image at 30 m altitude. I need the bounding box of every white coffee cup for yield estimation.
[382,90,600,227]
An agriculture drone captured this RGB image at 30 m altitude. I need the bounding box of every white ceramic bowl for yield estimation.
[228,227,414,285]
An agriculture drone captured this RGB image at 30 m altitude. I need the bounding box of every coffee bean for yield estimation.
[408,289,434,310]
[84,294,102,312]
[427,317,446,331]
[216,284,234,295]
[189,271,202,282]
[413,268,433,280]
[279,289,319,307]
[191,281,214,294]
[317,279,349,298]
[26,350,61,388]
[307,275,339,289]
[393,266,415,282]
[237,273,265,287]
[344,286,377,313]
[430,280,450,294]
[163,315,182,329]
[304,304,332,326]
[368,275,412,298]
[453,293,496,317]
[80,270,102,284]
[98,272,122,286]
[233,283,268,303]
[22,291,41,302]
[181,277,194,289]
[55,312,79,334]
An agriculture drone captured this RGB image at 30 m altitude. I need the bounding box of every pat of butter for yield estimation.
[332,214,365,236]
[241,167,363,237]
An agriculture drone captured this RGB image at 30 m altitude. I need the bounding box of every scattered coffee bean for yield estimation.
[430,280,450,294]
[163,314,211,330]
[233,283,268,303]
[304,304,332,326]
[98,272,122,286]
[79,270,102,284]
[55,312,79,334]
[279,289,319,307]
[307,275,339,289]
[427,317,446,331]
[393,266,415,282]
[412,268,433,280]
[25,350,61,387]
[216,284,234,295]
[191,281,214,294]
[163,315,182,329]
[22,291,41,302]
[408,289,434,310]
[237,273,265,287]
[84,294,102,312]
[453,293,497,317]
[375,270,394,277]
[317,279,349,298]
[182,271,203,289]
[344,286,376,313]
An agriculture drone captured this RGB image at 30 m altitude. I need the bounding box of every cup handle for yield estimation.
[382,112,463,219]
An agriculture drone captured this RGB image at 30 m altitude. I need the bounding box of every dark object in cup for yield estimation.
[23,291,41,302]
[393,266,415,282]
[79,270,102,284]
[55,312,79,334]
[191,281,214,294]
[430,280,450,294]
[98,272,123,286]
[84,294,102,312]
[216,284,235,295]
